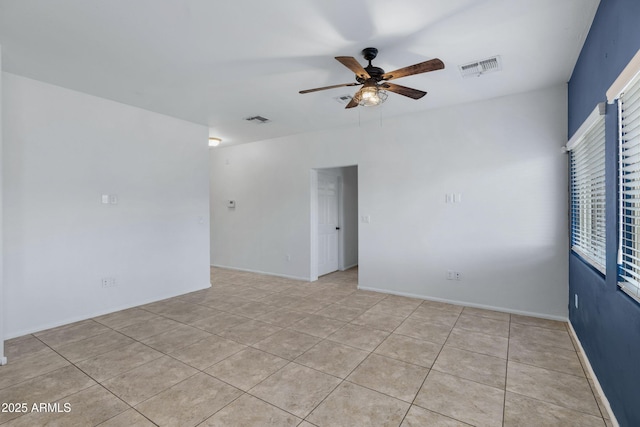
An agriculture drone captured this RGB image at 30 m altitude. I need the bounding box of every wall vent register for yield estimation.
[459,56,502,78]
[245,115,271,124]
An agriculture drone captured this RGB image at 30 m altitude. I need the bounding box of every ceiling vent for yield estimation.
[245,115,271,124]
[334,95,353,105]
[459,56,502,78]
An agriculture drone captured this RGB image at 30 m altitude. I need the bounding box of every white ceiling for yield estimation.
[0,0,599,145]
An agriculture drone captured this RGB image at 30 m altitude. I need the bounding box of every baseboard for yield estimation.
[340,263,358,271]
[5,282,211,340]
[211,264,309,282]
[568,322,619,426]
[0,357,7,366]
[356,286,568,322]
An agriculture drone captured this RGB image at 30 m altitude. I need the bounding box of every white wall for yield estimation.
[0,45,5,362]
[3,73,211,338]
[210,86,569,318]
[341,166,358,270]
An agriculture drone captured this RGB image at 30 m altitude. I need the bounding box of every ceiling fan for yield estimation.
[299,47,444,109]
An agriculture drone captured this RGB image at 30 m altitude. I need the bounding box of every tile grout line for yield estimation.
[14,335,139,426]
[402,306,467,426]
[502,322,609,422]
[58,312,256,425]
[503,389,612,420]
[4,268,604,426]
[502,311,512,427]
[298,292,399,424]
[1,339,75,423]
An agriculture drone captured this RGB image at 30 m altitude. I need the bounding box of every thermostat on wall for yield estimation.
[227,200,236,208]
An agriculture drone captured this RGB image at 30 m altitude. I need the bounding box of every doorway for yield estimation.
[310,166,358,281]
[317,171,340,276]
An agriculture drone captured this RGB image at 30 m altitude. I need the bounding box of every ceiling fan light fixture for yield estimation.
[358,83,387,107]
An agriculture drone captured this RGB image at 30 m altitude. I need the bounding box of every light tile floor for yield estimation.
[0,267,612,426]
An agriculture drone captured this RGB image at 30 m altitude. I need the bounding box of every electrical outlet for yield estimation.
[101,277,117,288]
[286,254,291,261]
[447,271,462,280]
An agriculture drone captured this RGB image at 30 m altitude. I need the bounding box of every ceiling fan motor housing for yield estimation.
[357,66,385,83]
[362,47,378,61]
[357,47,385,83]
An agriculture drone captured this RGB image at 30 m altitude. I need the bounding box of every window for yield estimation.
[618,71,640,302]
[568,104,606,273]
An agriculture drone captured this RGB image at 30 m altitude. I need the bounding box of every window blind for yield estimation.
[618,72,640,302]
[569,106,606,273]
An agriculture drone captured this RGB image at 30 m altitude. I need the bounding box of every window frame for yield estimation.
[567,103,607,274]
[617,71,640,303]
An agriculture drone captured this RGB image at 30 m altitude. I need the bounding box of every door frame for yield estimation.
[310,166,357,282]
[309,168,344,282]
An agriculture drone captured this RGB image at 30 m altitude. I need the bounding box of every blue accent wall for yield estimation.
[568,0,640,425]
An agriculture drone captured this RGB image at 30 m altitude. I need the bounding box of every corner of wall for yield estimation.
[0,44,6,364]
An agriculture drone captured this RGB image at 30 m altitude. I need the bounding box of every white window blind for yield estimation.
[568,105,606,273]
[618,71,640,302]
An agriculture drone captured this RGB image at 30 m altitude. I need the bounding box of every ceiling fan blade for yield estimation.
[381,58,444,81]
[299,82,360,94]
[345,89,362,109]
[335,56,371,80]
[380,82,427,99]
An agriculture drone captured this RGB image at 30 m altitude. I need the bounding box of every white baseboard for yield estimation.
[568,322,619,426]
[5,282,211,340]
[340,263,358,271]
[0,357,7,366]
[356,286,568,322]
[211,264,309,282]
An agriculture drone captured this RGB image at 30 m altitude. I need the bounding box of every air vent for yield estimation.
[334,95,353,105]
[459,56,502,78]
[245,115,271,124]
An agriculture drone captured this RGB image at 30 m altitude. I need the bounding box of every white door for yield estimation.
[318,172,340,276]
